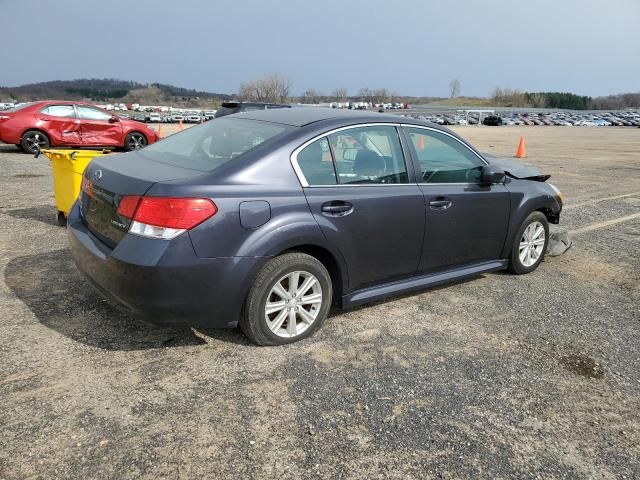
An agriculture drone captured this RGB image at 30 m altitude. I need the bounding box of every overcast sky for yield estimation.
[1,0,638,97]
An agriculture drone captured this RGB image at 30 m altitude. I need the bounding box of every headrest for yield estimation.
[353,149,385,177]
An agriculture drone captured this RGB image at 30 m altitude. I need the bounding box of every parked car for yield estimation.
[185,114,202,123]
[0,101,159,153]
[131,112,147,123]
[148,113,162,123]
[204,111,217,121]
[214,101,291,118]
[483,115,503,126]
[68,109,563,345]
[170,113,184,123]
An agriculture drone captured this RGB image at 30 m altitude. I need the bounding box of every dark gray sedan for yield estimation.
[68,109,563,345]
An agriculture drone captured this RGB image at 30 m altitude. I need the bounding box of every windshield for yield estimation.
[138,118,292,172]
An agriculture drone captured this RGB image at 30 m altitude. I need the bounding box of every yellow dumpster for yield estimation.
[39,148,112,225]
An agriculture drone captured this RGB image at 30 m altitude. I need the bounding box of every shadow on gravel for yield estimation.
[1,205,60,227]
[0,143,22,153]
[5,248,208,351]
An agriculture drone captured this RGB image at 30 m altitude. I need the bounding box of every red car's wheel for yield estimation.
[21,130,50,154]
[124,132,147,151]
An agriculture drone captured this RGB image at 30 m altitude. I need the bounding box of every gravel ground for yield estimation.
[0,126,638,479]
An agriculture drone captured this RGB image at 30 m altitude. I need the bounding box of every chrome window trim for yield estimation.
[290,122,411,188]
[417,182,489,187]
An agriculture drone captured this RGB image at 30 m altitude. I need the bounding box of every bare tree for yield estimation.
[300,88,321,104]
[372,88,390,103]
[449,78,461,98]
[332,88,348,101]
[358,87,371,102]
[492,86,528,107]
[238,73,292,103]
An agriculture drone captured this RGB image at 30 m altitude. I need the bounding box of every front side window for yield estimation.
[405,127,485,183]
[327,126,409,184]
[41,105,76,118]
[296,138,337,186]
[76,106,112,121]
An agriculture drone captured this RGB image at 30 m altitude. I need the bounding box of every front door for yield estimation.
[295,125,425,292]
[76,105,122,147]
[403,126,510,273]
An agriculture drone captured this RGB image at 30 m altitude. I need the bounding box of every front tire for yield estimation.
[124,132,147,151]
[240,253,332,346]
[509,211,549,274]
[21,130,50,154]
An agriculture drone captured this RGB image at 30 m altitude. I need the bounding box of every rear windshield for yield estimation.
[4,102,36,112]
[138,118,292,172]
[214,106,237,117]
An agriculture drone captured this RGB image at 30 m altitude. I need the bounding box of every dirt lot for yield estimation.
[0,126,638,479]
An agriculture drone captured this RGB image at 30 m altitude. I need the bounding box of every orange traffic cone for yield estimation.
[417,135,425,150]
[515,136,526,158]
[157,124,164,139]
[179,119,184,131]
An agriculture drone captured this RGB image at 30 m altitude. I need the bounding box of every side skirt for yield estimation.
[342,259,508,308]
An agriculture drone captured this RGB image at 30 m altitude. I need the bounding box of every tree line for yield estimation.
[238,74,640,110]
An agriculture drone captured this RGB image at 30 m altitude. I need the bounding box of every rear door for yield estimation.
[402,126,510,273]
[38,104,81,145]
[295,124,425,292]
[76,105,122,147]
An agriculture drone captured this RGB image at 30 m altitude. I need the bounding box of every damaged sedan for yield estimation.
[68,109,563,345]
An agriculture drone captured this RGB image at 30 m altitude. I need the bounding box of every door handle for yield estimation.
[429,198,452,210]
[321,201,353,217]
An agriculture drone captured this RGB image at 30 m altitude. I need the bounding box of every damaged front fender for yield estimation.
[483,153,551,181]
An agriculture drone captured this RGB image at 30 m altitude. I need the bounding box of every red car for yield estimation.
[0,101,159,153]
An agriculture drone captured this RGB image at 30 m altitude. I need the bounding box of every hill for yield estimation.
[0,78,232,108]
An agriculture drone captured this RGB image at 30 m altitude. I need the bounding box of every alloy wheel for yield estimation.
[25,133,47,152]
[128,133,147,150]
[264,271,323,338]
[519,221,546,267]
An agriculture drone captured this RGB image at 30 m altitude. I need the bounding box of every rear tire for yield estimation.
[509,211,549,274]
[240,253,332,346]
[124,132,147,151]
[21,130,50,154]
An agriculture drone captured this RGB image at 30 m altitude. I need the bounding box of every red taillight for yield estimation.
[116,195,142,218]
[120,196,217,230]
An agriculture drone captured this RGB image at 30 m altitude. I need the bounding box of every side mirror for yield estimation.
[481,164,506,184]
[109,116,120,123]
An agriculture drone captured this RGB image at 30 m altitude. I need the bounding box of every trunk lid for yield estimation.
[80,151,206,248]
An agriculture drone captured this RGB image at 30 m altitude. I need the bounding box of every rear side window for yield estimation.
[296,138,337,186]
[41,105,76,118]
[328,126,409,184]
[139,118,292,172]
[296,126,410,186]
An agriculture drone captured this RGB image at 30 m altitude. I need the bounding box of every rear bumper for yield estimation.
[67,203,267,328]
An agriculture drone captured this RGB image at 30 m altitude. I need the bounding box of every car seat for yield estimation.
[353,149,385,182]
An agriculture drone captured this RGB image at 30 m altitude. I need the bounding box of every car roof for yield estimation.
[234,107,406,127]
